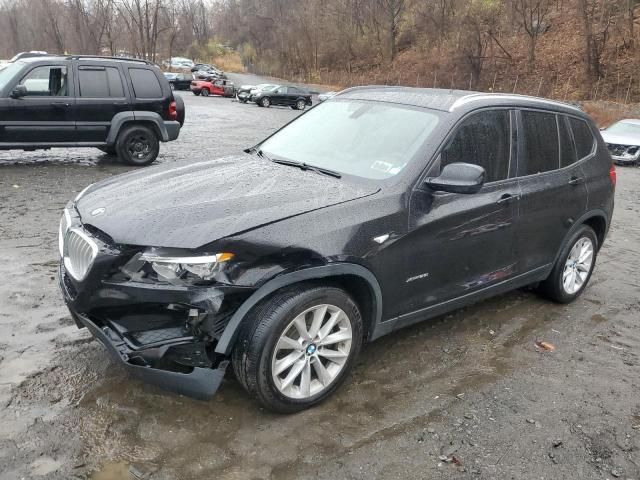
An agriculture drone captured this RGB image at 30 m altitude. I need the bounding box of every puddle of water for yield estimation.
[91,461,131,480]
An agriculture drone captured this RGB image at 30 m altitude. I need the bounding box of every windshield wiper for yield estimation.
[253,149,342,179]
[269,156,342,179]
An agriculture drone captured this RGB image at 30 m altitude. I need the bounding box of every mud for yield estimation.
[1,75,640,479]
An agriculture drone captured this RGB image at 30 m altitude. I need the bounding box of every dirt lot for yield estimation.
[1,75,639,480]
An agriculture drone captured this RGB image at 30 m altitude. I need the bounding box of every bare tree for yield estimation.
[514,0,552,71]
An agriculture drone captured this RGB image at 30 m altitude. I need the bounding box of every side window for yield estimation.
[568,117,596,160]
[441,110,511,183]
[559,116,578,168]
[129,68,162,98]
[277,87,288,94]
[78,67,124,98]
[289,87,299,94]
[21,66,68,96]
[519,110,560,175]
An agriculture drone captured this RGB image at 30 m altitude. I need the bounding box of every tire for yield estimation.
[98,146,116,156]
[201,89,210,97]
[169,83,175,91]
[115,124,160,167]
[240,98,247,104]
[193,91,201,96]
[295,99,306,110]
[232,285,363,413]
[538,225,598,303]
[260,97,271,108]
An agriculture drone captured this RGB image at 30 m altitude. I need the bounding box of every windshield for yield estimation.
[260,99,441,180]
[606,121,640,137]
[0,62,24,91]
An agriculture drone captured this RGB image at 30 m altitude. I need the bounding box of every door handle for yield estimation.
[113,101,128,106]
[497,193,521,204]
[568,177,584,186]
[52,102,70,108]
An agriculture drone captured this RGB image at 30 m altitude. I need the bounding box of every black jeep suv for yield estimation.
[59,88,615,412]
[0,55,184,166]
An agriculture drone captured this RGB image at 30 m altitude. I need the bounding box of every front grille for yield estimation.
[63,228,98,281]
[607,143,640,158]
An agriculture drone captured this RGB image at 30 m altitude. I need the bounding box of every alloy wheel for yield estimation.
[562,237,594,294]
[297,100,305,110]
[271,304,352,399]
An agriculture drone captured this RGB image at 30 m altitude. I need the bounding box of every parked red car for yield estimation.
[190,79,235,97]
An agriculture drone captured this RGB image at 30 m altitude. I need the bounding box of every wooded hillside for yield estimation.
[215,0,640,102]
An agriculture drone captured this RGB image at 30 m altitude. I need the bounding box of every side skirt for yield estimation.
[370,264,551,340]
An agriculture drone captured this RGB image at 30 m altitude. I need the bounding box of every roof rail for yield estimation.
[65,55,153,65]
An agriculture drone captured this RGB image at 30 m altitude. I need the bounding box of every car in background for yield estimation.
[167,57,194,69]
[237,83,277,103]
[318,91,337,102]
[0,55,184,166]
[253,84,313,110]
[163,72,193,90]
[190,78,235,97]
[600,119,640,166]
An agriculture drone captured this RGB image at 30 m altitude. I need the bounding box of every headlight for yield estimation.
[58,209,71,257]
[138,249,235,284]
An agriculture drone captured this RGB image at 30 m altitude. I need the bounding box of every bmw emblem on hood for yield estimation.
[91,207,106,217]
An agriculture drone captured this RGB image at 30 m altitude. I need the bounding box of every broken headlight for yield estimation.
[125,249,235,285]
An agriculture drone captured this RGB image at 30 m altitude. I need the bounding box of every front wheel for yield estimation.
[538,225,598,303]
[295,99,306,110]
[260,97,271,108]
[201,89,210,97]
[115,124,159,167]
[232,285,363,413]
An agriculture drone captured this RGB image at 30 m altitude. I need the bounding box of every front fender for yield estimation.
[214,263,383,355]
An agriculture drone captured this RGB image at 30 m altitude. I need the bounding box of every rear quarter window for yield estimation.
[568,117,596,160]
[129,68,162,98]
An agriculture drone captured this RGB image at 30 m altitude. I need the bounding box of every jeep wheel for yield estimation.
[295,99,306,110]
[538,225,598,303]
[260,97,271,108]
[115,125,160,167]
[201,89,210,97]
[232,285,362,413]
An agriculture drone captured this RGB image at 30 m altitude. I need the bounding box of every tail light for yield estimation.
[609,164,616,187]
[168,100,177,121]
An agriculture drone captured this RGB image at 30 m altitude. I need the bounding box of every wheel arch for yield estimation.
[550,209,609,272]
[106,111,169,144]
[214,264,383,355]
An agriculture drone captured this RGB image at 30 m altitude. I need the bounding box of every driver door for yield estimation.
[1,63,75,144]
[394,109,521,324]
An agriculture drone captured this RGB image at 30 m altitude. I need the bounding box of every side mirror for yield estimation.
[10,84,27,99]
[425,162,485,194]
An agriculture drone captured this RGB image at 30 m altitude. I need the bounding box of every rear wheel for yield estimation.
[260,97,271,108]
[115,124,159,167]
[232,285,363,413]
[201,89,210,97]
[538,225,598,303]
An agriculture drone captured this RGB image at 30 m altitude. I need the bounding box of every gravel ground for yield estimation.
[1,74,639,480]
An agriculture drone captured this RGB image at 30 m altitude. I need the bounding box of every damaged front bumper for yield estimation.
[72,310,228,399]
[57,221,255,399]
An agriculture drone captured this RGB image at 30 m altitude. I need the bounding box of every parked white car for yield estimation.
[600,119,640,166]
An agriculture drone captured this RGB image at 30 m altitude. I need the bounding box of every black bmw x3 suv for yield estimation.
[59,87,615,412]
[0,55,184,166]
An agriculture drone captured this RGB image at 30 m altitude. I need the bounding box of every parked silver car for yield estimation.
[600,119,640,166]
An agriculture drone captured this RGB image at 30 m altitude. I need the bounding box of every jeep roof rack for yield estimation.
[65,55,154,65]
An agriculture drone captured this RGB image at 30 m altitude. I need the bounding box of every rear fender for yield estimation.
[107,111,170,144]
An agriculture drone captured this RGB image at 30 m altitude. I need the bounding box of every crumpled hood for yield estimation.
[600,131,640,146]
[76,155,379,248]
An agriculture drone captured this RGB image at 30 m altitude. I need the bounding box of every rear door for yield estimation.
[1,63,75,143]
[515,110,589,272]
[73,63,130,143]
